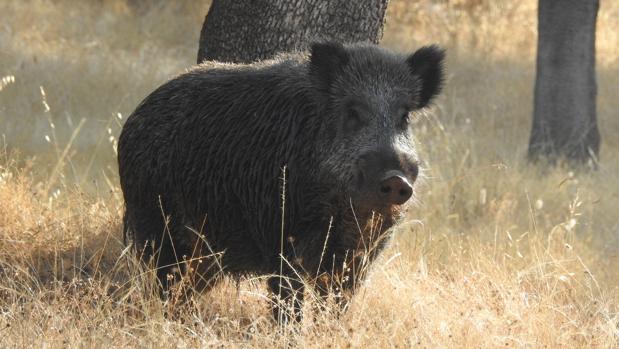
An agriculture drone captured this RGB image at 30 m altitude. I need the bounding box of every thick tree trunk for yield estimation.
[528,0,600,167]
[197,0,389,64]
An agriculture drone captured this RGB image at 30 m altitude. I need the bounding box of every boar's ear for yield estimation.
[309,41,349,91]
[406,45,445,108]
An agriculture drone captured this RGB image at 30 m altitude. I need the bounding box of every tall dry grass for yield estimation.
[0,0,618,347]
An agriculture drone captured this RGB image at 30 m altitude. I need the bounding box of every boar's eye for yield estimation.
[344,108,364,132]
[399,111,411,129]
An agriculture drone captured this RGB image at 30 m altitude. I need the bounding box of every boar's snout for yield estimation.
[379,171,413,205]
[356,149,419,207]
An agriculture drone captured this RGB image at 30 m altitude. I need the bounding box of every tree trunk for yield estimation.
[197,0,389,64]
[528,0,600,167]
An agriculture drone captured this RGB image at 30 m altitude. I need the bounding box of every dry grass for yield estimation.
[1,0,618,347]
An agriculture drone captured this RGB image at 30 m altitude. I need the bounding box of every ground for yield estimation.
[0,0,618,347]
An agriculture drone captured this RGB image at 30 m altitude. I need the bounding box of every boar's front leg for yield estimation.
[312,252,366,314]
[267,257,305,324]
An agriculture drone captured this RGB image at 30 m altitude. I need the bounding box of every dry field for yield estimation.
[1,0,618,347]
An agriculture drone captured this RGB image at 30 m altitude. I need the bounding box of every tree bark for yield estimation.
[197,0,389,64]
[528,0,600,167]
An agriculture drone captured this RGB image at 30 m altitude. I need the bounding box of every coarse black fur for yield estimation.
[118,42,444,322]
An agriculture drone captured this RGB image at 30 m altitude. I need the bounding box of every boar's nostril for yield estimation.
[379,174,413,205]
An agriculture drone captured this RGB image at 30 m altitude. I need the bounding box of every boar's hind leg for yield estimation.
[127,204,187,298]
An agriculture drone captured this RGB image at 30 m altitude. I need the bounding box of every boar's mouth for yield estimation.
[348,192,412,219]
